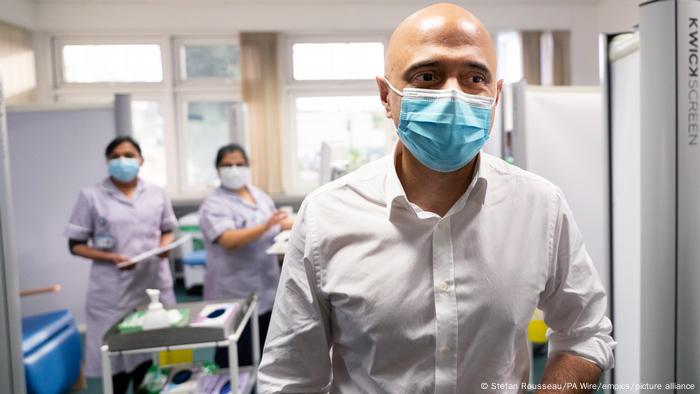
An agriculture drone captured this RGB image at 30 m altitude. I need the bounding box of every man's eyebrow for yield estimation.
[402,60,441,80]
[465,60,492,78]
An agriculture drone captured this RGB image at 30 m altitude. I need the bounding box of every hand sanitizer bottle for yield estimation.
[142,288,169,330]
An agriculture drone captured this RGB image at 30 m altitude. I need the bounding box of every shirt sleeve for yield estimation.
[537,188,616,370]
[64,190,94,241]
[198,197,239,243]
[160,190,178,233]
[258,199,333,393]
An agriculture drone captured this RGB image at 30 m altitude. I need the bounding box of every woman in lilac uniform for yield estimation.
[199,143,292,367]
[65,136,177,393]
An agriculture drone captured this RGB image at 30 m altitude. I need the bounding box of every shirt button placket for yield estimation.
[433,218,457,393]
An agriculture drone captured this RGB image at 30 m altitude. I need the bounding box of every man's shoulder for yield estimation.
[303,156,389,210]
[480,153,562,200]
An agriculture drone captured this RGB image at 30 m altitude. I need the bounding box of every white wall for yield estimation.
[518,86,609,296]
[30,0,639,86]
[7,105,115,327]
[0,0,35,30]
[0,21,37,104]
[598,0,640,34]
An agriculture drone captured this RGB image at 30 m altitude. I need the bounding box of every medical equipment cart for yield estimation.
[100,295,259,394]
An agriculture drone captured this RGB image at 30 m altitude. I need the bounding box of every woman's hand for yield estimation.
[217,211,289,250]
[71,244,136,270]
[109,253,134,270]
[157,232,175,258]
[280,216,294,231]
[265,211,288,230]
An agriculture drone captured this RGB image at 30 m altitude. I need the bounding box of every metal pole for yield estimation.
[227,335,239,394]
[251,298,260,380]
[252,301,260,394]
[101,345,113,394]
[0,78,27,394]
[599,32,615,394]
[114,94,132,137]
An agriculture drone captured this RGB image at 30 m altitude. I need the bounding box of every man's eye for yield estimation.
[471,75,486,83]
[414,73,436,83]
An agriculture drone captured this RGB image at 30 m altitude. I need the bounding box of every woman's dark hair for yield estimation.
[105,136,142,158]
[215,143,249,167]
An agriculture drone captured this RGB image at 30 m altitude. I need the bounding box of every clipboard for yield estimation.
[117,234,192,268]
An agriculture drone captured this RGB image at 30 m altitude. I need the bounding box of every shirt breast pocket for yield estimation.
[92,214,115,250]
[236,213,252,229]
[139,201,165,235]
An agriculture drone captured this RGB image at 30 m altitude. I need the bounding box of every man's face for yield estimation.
[378,13,503,132]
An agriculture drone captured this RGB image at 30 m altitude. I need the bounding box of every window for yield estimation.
[54,94,170,187]
[53,36,244,199]
[181,44,240,80]
[292,42,384,80]
[131,100,167,187]
[284,36,393,194]
[293,96,389,187]
[496,31,523,84]
[60,44,163,83]
[180,99,245,190]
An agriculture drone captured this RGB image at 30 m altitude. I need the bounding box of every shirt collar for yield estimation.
[384,142,489,220]
[101,177,145,202]
[217,184,261,209]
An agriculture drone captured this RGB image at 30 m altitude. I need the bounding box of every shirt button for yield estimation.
[437,282,449,292]
[441,346,450,355]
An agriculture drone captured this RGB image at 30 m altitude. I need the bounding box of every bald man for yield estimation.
[258,3,614,393]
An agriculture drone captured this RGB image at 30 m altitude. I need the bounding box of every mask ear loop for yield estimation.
[383,78,404,97]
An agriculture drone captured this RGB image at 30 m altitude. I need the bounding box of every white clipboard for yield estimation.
[117,234,192,268]
[265,230,291,256]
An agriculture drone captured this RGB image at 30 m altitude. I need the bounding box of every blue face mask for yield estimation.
[108,157,140,182]
[386,79,495,172]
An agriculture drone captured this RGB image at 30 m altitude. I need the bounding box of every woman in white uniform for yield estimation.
[65,136,177,393]
[199,143,292,367]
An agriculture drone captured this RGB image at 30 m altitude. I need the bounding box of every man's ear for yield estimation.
[376,76,393,119]
[495,79,504,107]
[487,79,505,135]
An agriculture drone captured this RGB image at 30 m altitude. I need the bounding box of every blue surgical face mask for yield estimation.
[385,79,495,172]
[108,157,140,182]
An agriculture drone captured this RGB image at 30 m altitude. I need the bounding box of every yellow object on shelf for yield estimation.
[158,349,193,366]
[528,309,548,344]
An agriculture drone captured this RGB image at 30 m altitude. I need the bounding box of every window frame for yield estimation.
[289,40,386,83]
[285,89,393,193]
[53,36,169,90]
[173,36,242,88]
[284,33,389,86]
[280,33,392,195]
[55,92,176,190]
[174,91,245,199]
[51,34,245,200]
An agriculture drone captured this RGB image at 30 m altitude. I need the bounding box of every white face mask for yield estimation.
[219,166,250,190]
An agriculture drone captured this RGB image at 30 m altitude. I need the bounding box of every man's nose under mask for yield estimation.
[385,79,495,172]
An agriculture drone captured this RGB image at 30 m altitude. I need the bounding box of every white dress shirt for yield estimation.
[258,149,615,394]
